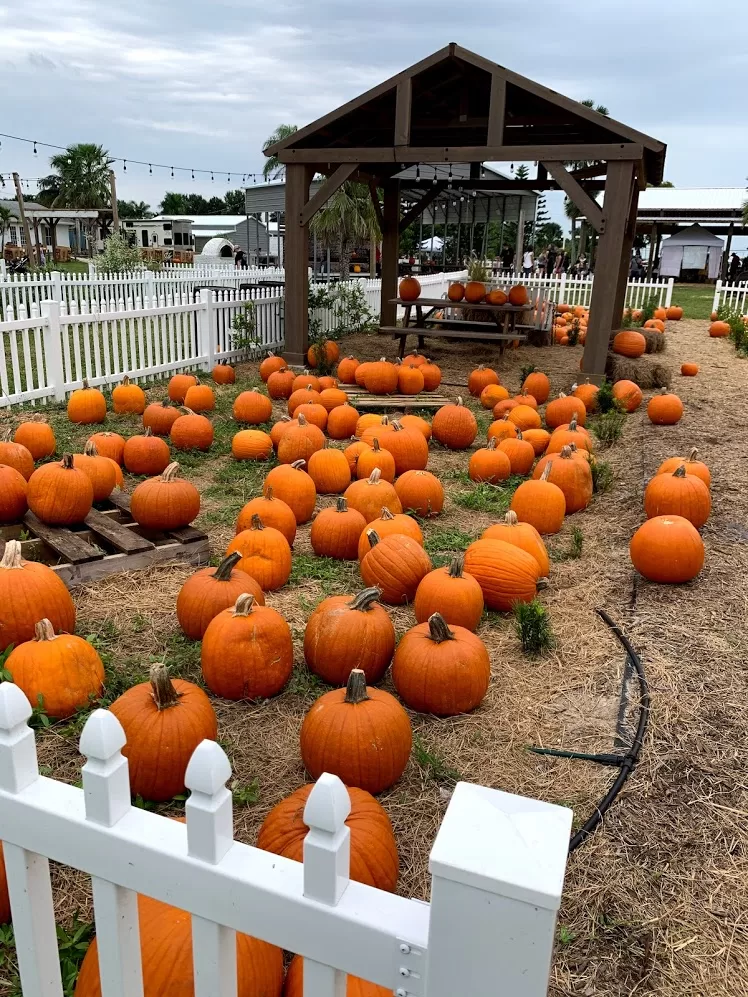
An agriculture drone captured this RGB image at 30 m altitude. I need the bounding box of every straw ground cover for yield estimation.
[0,315,746,996]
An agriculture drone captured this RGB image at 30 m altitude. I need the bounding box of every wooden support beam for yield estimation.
[536,163,548,183]
[300,164,358,226]
[542,161,604,233]
[569,163,607,180]
[380,181,400,327]
[394,79,412,147]
[283,165,313,366]
[279,143,644,164]
[367,181,385,233]
[612,180,639,324]
[399,186,444,233]
[487,75,506,146]
[582,160,637,380]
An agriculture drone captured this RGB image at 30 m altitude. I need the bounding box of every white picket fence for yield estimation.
[0,682,572,997]
[487,271,674,309]
[712,279,748,314]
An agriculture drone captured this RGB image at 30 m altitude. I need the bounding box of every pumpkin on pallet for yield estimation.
[0,465,28,522]
[27,454,94,525]
[0,541,76,652]
[176,552,265,640]
[304,587,395,685]
[130,463,200,531]
[72,443,118,501]
[310,497,366,559]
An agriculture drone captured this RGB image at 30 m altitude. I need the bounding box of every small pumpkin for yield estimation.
[419,359,442,391]
[319,386,348,412]
[344,468,402,523]
[681,362,699,377]
[337,356,360,384]
[522,370,551,404]
[167,373,198,403]
[270,416,292,451]
[545,393,586,429]
[0,465,28,522]
[356,439,396,483]
[310,496,366,559]
[300,669,412,794]
[656,448,710,488]
[292,372,321,393]
[394,469,444,517]
[356,413,385,437]
[666,305,683,320]
[87,431,125,464]
[211,361,236,384]
[0,541,76,652]
[498,433,535,476]
[237,488,297,544]
[508,404,542,432]
[572,380,599,412]
[482,511,550,575]
[468,365,500,397]
[233,388,273,424]
[263,460,316,523]
[130,462,200,530]
[27,454,93,525]
[112,375,146,414]
[5,618,103,719]
[288,385,322,416]
[307,444,351,494]
[360,530,432,604]
[431,396,477,449]
[357,507,423,558]
[232,428,274,461]
[143,399,181,436]
[201,593,293,699]
[447,282,465,302]
[398,276,421,301]
[612,330,646,358]
[295,401,328,431]
[260,352,288,381]
[277,414,326,465]
[644,465,711,528]
[13,417,56,460]
[170,408,214,451]
[72,442,117,501]
[486,288,508,306]
[463,538,541,612]
[392,612,490,716]
[612,379,643,413]
[267,368,295,400]
[522,428,551,456]
[183,383,215,413]
[307,340,340,368]
[226,515,292,590]
[709,320,730,338]
[629,515,704,583]
[176,552,264,640]
[509,463,566,534]
[304,587,395,684]
[67,380,106,424]
[413,554,484,632]
[546,414,592,454]
[469,437,511,484]
[487,414,518,445]
[123,428,171,476]
[535,445,592,513]
[109,664,217,802]
[480,382,510,409]
[507,283,528,306]
[327,403,359,440]
[647,389,683,425]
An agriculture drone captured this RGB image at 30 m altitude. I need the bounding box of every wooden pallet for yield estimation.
[344,391,451,410]
[0,491,210,587]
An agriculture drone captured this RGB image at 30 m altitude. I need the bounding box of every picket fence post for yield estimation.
[558,272,567,304]
[198,288,215,371]
[40,300,66,402]
[665,278,674,307]
[712,280,722,314]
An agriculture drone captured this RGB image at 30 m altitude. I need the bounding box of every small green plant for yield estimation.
[0,644,13,681]
[230,302,260,352]
[557,924,577,946]
[454,478,522,515]
[595,378,617,414]
[413,735,461,785]
[466,254,489,283]
[591,460,614,493]
[96,233,145,274]
[519,363,536,387]
[590,409,626,446]
[567,317,580,346]
[231,778,260,806]
[513,599,554,655]
[57,914,95,996]
[717,304,748,355]
[551,527,583,562]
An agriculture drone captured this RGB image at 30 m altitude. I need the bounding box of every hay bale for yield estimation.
[605,352,672,388]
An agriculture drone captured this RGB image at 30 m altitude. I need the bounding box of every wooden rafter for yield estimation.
[487,74,506,146]
[279,143,645,165]
[299,164,358,226]
[395,78,412,146]
[570,163,607,180]
[542,161,605,233]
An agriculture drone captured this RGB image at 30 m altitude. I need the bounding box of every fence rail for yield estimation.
[487,272,674,309]
[0,683,571,997]
[712,279,748,314]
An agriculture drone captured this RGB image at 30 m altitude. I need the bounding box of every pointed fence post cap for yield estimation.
[80,709,126,760]
[303,773,351,833]
[0,682,32,730]
[185,739,231,795]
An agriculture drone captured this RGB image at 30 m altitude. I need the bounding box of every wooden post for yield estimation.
[721,221,734,280]
[514,207,525,272]
[13,173,36,269]
[646,222,657,278]
[582,160,636,380]
[380,180,400,327]
[284,164,312,365]
[110,172,119,234]
[612,181,639,324]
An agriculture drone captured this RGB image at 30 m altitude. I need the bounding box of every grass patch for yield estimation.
[668,283,715,321]
[513,599,554,655]
[590,409,626,446]
[413,735,461,785]
[550,527,583,562]
[591,460,614,494]
[287,663,325,699]
[289,555,358,595]
[0,913,93,997]
[423,526,480,567]
[231,777,261,807]
[453,476,522,515]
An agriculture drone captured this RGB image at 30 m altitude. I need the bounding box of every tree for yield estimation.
[564,100,610,261]
[160,192,188,214]
[42,143,113,256]
[223,190,246,213]
[0,204,16,255]
[117,200,152,219]
[310,182,380,277]
[97,232,144,273]
[535,221,563,251]
[263,125,297,181]
[513,164,530,180]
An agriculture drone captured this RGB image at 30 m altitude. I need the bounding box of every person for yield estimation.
[234,245,246,268]
[38,246,46,267]
[522,249,534,277]
[545,247,556,276]
[729,253,741,280]
[537,249,548,275]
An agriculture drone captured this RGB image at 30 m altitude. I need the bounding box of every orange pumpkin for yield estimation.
[629,515,704,584]
[88,431,125,464]
[394,469,444,517]
[267,368,295,399]
[447,283,465,302]
[507,284,528,306]
[487,414,518,445]
[27,454,93,525]
[167,373,197,403]
[486,288,507,306]
[398,276,421,301]
[307,444,352,494]
[14,418,56,460]
[666,306,683,321]
[360,530,432,604]
[0,540,76,652]
[356,440,396,483]
[480,383,510,409]
[399,414,431,440]
[508,404,542,432]
[232,429,274,461]
[364,358,399,395]
[468,365,500,397]
[170,409,214,451]
[397,362,425,395]
[337,356,360,384]
[344,468,402,523]
[469,438,512,483]
[72,442,117,501]
[612,379,643,413]
[498,433,535,475]
[613,330,646,358]
[67,380,106,424]
[288,386,323,416]
[237,488,297,544]
[656,448,710,489]
[572,380,599,412]
[647,389,683,425]
[259,353,288,381]
[463,538,541,611]
[419,360,442,391]
[327,404,359,440]
[534,445,592,513]
[310,496,367,559]
[522,428,551,455]
[130,462,200,530]
[112,375,146,415]
[176,552,265,640]
[233,389,273,424]
[545,393,587,429]
[509,463,566,534]
[143,400,181,436]
[482,511,549,575]
[226,516,292,590]
[183,383,215,413]
[123,428,171,476]
[0,465,28,522]
[263,461,316,523]
[413,554,484,632]
[644,465,711,528]
[357,508,423,558]
[680,363,699,377]
[0,434,34,481]
[307,340,340,368]
[464,281,486,304]
[709,320,730,338]
[431,396,477,449]
[292,372,321,393]
[277,414,326,465]
[211,361,236,384]
[304,587,395,685]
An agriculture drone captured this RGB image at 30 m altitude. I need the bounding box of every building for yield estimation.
[153,214,272,263]
[0,199,104,259]
[120,217,194,253]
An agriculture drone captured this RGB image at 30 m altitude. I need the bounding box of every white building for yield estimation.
[153,214,272,262]
[0,199,102,257]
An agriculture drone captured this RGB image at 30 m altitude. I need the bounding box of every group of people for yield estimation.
[728,253,748,281]
[503,247,590,278]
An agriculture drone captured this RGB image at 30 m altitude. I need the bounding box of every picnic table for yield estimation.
[382,297,528,358]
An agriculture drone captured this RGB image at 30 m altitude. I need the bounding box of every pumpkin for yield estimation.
[357,508,423,558]
[644,318,665,333]
[337,356,360,384]
[87,431,125,464]
[364,358,399,395]
[508,284,528,306]
[75,894,283,997]
[513,393,539,410]
[613,330,646,358]
[493,398,519,418]
[292,372,321,393]
[681,362,699,377]
[508,404,542,432]
[402,353,427,367]
[270,416,292,451]
[27,454,93,525]
[480,384,510,410]
[612,379,643,413]
[653,306,667,321]
[397,362,425,395]
[644,465,711,528]
[307,339,340,367]
[355,413,383,437]
[344,468,402,523]
[522,370,551,404]
[130,462,200,530]
[399,414,431,441]
[431,396,477,449]
[413,554,484,632]
[72,442,117,501]
[360,418,394,447]
[123,428,171,476]
[394,469,444,517]
[509,463,566,534]
[112,375,146,414]
[300,669,412,794]
[183,383,215,413]
[0,541,76,652]
[232,428,274,461]
[143,399,181,436]
[463,538,541,612]
[546,414,592,454]
[469,437,511,484]
[237,489,297,544]
[5,618,104,719]
[107,458,124,489]
[310,496,367,559]
[0,465,28,522]
[295,402,328,432]
[360,530,432,604]
[482,511,549,575]
[13,418,56,460]
[170,409,214,451]
[307,444,352,494]
[326,404,359,440]
[487,414,518,445]
[534,445,592,513]
[486,288,507,306]
[572,380,598,412]
[319,374,339,391]
[304,587,395,685]
[167,373,197,403]
[398,276,421,301]
[277,414,326,465]
[283,955,389,997]
[234,389,273,424]
[176,552,264,640]
[355,362,374,387]
[447,282,465,302]
[522,428,551,456]
[260,352,288,381]
[318,387,347,413]
[226,515,292,590]
[648,389,683,425]
[211,361,236,384]
[201,593,292,699]
[545,393,586,429]
[419,360,442,391]
[264,460,316,523]
[468,365,500,397]
[666,306,683,320]
[0,842,8,925]
[464,281,486,304]
[630,515,704,583]
[379,422,428,474]
[267,368,295,400]
[344,439,369,473]
[657,448,710,489]
[498,433,535,476]
[288,385,322,416]
[259,784,398,893]
[67,380,107,424]
[356,440,396,482]
[392,612,490,716]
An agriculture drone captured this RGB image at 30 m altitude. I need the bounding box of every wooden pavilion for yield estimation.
[264,42,666,379]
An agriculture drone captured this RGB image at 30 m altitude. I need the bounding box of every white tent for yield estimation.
[659,224,724,279]
[419,236,444,251]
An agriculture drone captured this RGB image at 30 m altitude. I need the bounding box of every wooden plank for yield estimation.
[345,394,450,411]
[22,511,104,565]
[394,78,412,146]
[542,162,604,233]
[107,489,132,514]
[83,508,155,554]
[279,143,645,164]
[166,525,208,544]
[487,74,506,146]
[300,165,358,226]
[389,297,527,311]
[52,537,211,588]
[378,326,526,343]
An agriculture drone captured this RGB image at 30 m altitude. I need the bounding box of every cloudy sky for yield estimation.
[1,0,747,228]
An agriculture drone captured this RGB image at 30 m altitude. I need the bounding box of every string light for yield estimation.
[33,142,37,155]
[149,164,152,175]
[415,165,420,182]
[447,165,453,188]
[123,160,127,172]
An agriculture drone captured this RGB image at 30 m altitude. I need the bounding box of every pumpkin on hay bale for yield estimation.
[611,327,666,355]
[605,352,672,390]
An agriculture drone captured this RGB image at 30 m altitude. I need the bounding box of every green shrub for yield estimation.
[513,599,554,655]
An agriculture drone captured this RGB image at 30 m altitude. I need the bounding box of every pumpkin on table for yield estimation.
[13,417,56,460]
[170,409,214,451]
[431,396,477,449]
[304,587,395,685]
[647,389,683,425]
[629,515,704,583]
[27,454,93,525]
[394,469,444,517]
[359,530,432,604]
[0,541,76,652]
[260,352,287,381]
[123,428,171,476]
[464,281,486,304]
[463,538,542,612]
[263,461,317,523]
[344,468,402,523]
[233,389,273,424]
[413,554,484,632]
[112,375,146,414]
[232,428,274,461]
[310,497,366,559]
[72,442,117,501]
[398,276,421,301]
[0,465,28,522]
[392,612,490,716]
[211,361,236,384]
[300,669,412,795]
[508,283,528,306]
[448,282,465,302]
[176,552,264,640]
[143,399,181,436]
[67,380,106,424]
[226,515,291,590]
[237,489,296,545]
[657,448,710,488]
[183,383,215,413]
[482,512,550,575]
[130,462,200,530]
[644,465,711,528]
[469,438,512,484]
[88,431,125,464]
[168,373,198,403]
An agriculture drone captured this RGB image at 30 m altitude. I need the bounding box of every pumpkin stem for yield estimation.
[83,441,99,457]
[250,514,265,530]
[161,462,181,481]
[143,427,153,438]
[448,554,465,578]
[540,462,553,481]
[427,612,456,643]
[0,540,23,569]
[455,396,464,406]
[297,413,308,426]
[265,487,275,501]
[391,421,405,432]
[61,453,75,470]
[150,664,181,710]
[487,437,498,450]
[673,464,687,478]
[687,448,699,462]
[367,468,382,485]
[178,407,196,415]
[560,446,573,458]
[348,587,382,611]
[344,668,370,704]
[232,593,256,616]
[160,400,172,409]
[371,438,382,452]
[568,414,578,431]
[214,551,242,581]
[335,496,348,512]
[121,375,131,386]
[33,619,57,642]
[291,459,307,470]
[82,378,90,389]
[504,511,519,525]
[516,430,524,440]
[366,528,380,548]
[380,507,394,520]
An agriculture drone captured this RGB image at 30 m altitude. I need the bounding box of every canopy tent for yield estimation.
[419,236,444,251]
[659,224,723,279]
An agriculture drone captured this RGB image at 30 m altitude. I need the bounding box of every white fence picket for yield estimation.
[712,279,748,314]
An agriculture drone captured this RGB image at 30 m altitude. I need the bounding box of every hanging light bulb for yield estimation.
[228,173,231,183]
[191,169,195,180]
[211,171,214,182]
[432,169,438,186]
[447,165,453,188]
[415,165,420,182]
[33,141,38,155]
[123,160,127,172]
[460,195,465,201]
[171,166,174,177]
[149,164,152,175]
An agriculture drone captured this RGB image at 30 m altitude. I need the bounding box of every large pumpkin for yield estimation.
[300,669,412,794]
[498,434,535,476]
[237,489,297,545]
[378,422,429,474]
[226,516,291,590]
[509,463,566,534]
[263,461,317,523]
[681,363,699,377]
[394,470,444,517]
[109,664,217,802]
[344,469,402,523]
[643,465,711,528]
[277,414,326,465]
[612,330,646,358]
[14,417,56,460]
[612,380,643,413]
[0,541,76,652]
[656,448,710,489]
[392,612,490,716]
[310,497,366,559]
[359,530,432,604]
[0,434,34,481]
[170,409,214,451]
[463,538,541,612]
[232,429,274,462]
[0,465,28,523]
[413,554,484,632]
[234,389,274,424]
[357,508,423,558]
[5,618,104,719]
[327,404,360,440]
[482,512,550,575]
[88,431,126,465]
[212,361,236,384]
[176,552,265,640]
[545,393,586,429]
[364,359,399,395]
[67,380,106,424]
[629,515,704,584]
[356,440,396,483]
[304,587,395,685]
[112,375,146,415]
[534,446,592,513]
[74,894,283,997]
[143,400,181,436]
[468,366,500,397]
[431,397,478,449]
[398,276,421,301]
[72,442,117,501]
[183,383,215,413]
[130,462,200,530]
[522,370,551,404]
[267,368,295,400]
[27,454,94,525]
[260,352,288,381]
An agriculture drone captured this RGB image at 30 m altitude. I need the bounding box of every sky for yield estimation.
[1,0,747,240]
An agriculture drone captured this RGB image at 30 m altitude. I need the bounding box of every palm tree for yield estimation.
[46,144,113,256]
[262,125,298,181]
[0,205,16,256]
[310,182,380,278]
[117,200,152,219]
